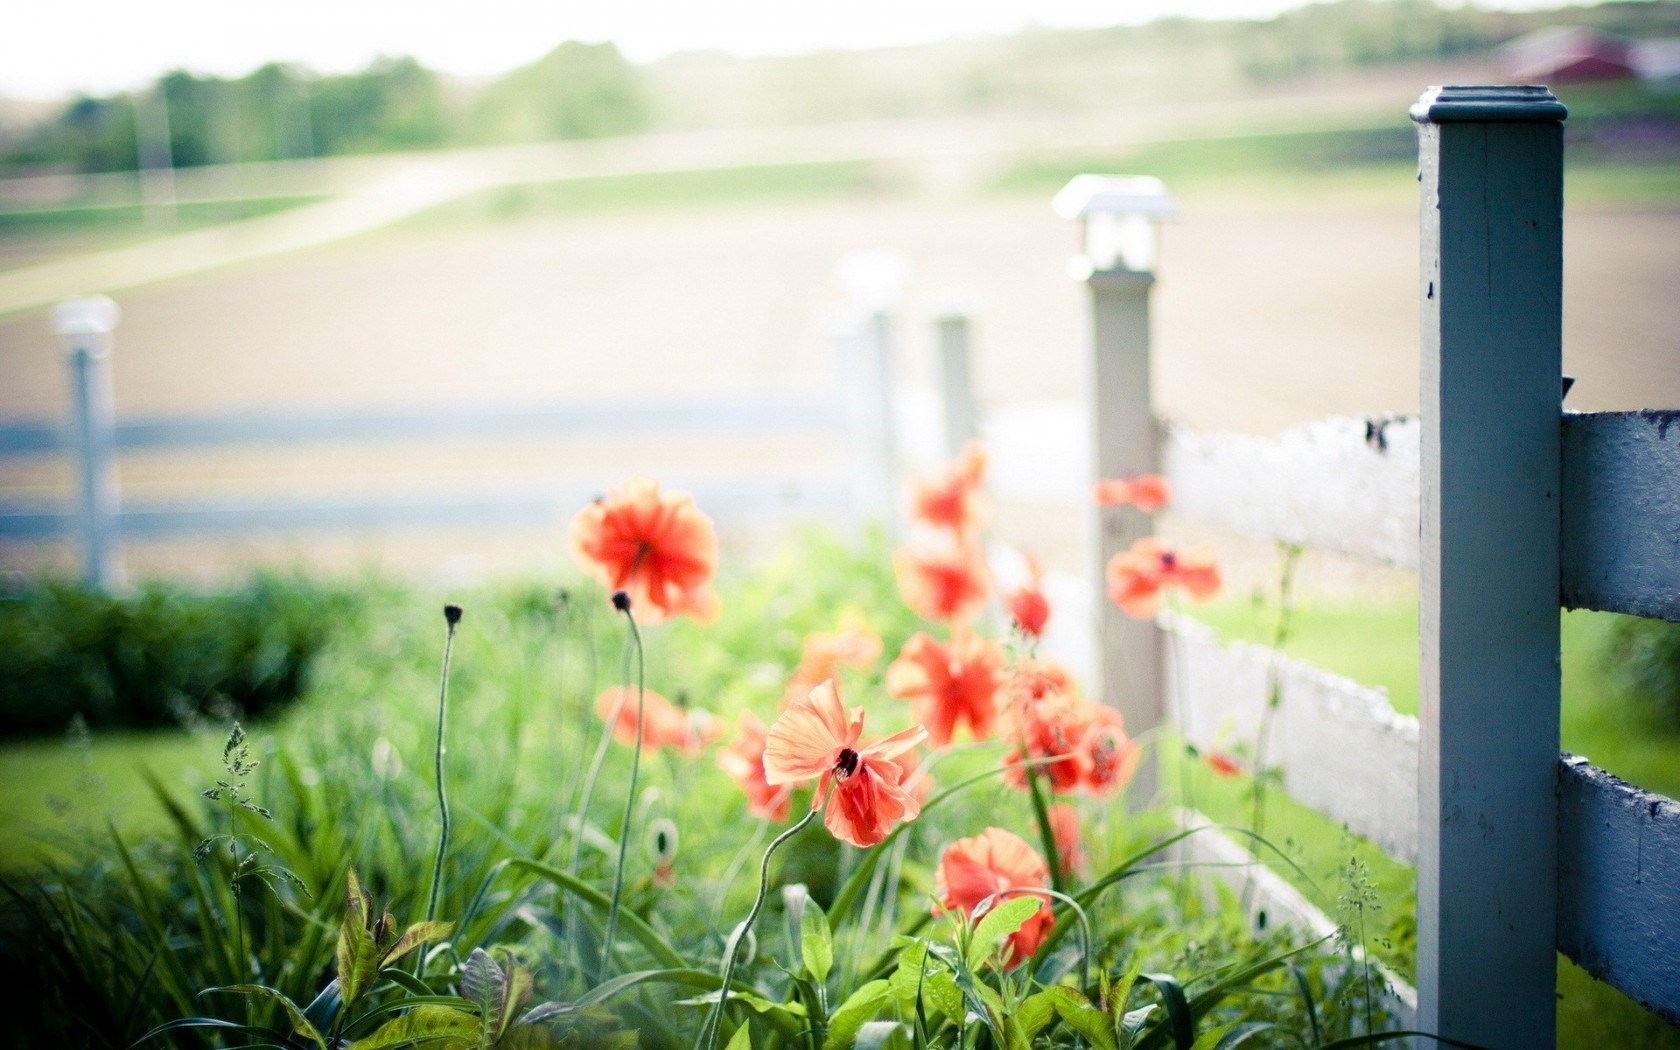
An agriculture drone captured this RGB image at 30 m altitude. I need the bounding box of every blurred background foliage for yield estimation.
[3,0,1679,177]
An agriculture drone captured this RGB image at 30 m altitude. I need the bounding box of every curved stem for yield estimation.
[703,804,823,1050]
[601,606,645,971]
[420,610,460,980]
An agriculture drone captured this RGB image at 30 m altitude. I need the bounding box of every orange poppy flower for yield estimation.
[884,629,1006,747]
[782,612,884,707]
[1093,473,1170,513]
[1104,537,1221,620]
[935,827,1054,967]
[1002,689,1090,794]
[894,540,990,624]
[595,687,720,755]
[1004,552,1050,640]
[911,440,989,536]
[717,711,792,822]
[1076,706,1141,797]
[763,679,927,848]
[1048,803,1085,878]
[569,478,720,624]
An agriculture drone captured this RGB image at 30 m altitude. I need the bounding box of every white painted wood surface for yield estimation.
[1164,615,1420,862]
[1556,755,1680,1024]
[1163,415,1421,569]
[1412,85,1566,1049]
[1561,410,1680,623]
[1085,267,1165,801]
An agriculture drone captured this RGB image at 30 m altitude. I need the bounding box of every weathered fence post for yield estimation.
[1413,85,1567,1048]
[51,295,123,590]
[1055,175,1175,801]
[834,251,909,534]
[931,299,979,458]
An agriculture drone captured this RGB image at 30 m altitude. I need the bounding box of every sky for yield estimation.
[4,0,1585,100]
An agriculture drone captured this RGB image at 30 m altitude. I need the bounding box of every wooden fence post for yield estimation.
[834,251,909,535]
[1055,176,1175,802]
[51,295,123,591]
[1413,85,1567,1048]
[932,303,979,459]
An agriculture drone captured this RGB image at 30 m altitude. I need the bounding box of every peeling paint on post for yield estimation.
[1412,85,1567,1048]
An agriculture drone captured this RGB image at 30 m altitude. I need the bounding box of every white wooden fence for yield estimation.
[1061,85,1678,1047]
[0,290,921,587]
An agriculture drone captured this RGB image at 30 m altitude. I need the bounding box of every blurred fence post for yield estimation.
[1412,85,1566,1048]
[932,298,979,458]
[52,296,123,590]
[1055,175,1176,803]
[834,251,909,536]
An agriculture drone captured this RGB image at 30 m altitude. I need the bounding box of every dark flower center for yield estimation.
[835,748,861,778]
[1159,551,1178,570]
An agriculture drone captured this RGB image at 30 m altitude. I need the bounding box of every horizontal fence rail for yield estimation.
[1556,755,1680,1023]
[0,478,847,541]
[1561,410,1680,622]
[0,394,845,458]
[1164,614,1421,863]
[1162,415,1422,569]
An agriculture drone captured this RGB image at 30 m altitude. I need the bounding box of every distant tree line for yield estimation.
[5,0,1678,176]
[1,41,649,176]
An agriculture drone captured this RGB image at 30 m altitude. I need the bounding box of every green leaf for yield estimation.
[338,871,381,1006]
[347,1004,479,1049]
[1211,1021,1274,1048]
[801,899,834,984]
[1013,989,1058,1043]
[508,859,686,969]
[724,1020,754,1050]
[1044,986,1118,1050]
[382,921,453,967]
[1139,973,1195,1050]
[823,979,891,1050]
[966,896,1043,970]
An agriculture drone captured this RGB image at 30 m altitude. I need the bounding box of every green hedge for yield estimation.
[0,576,355,738]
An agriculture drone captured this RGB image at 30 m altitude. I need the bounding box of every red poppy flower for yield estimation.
[1048,803,1085,877]
[894,540,990,624]
[595,687,720,755]
[1105,537,1221,620]
[1002,689,1090,794]
[1205,749,1243,779]
[1093,473,1170,513]
[782,612,883,707]
[763,679,927,848]
[1076,706,1141,797]
[885,629,1005,747]
[936,827,1054,967]
[911,440,988,536]
[1004,552,1050,639]
[717,711,791,822]
[569,478,719,624]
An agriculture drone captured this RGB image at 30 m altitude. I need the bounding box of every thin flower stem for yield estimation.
[1024,765,1066,894]
[601,603,646,971]
[703,801,825,1050]
[570,613,635,875]
[1249,542,1303,843]
[420,607,461,981]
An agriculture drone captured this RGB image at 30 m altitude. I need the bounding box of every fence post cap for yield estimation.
[1051,174,1176,220]
[1410,85,1568,124]
[834,249,910,312]
[51,295,121,338]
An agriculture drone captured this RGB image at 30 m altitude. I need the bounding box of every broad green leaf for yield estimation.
[347,1004,479,1050]
[338,872,381,1005]
[855,1021,910,1050]
[1012,989,1059,1045]
[801,900,834,984]
[966,896,1043,970]
[823,978,891,1050]
[382,921,453,967]
[1045,986,1118,1050]
[724,1020,754,1050]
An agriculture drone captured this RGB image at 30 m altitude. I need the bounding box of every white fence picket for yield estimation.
[1164,614,1420,863]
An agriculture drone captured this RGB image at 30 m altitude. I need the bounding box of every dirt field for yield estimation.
[2,183,1677,579]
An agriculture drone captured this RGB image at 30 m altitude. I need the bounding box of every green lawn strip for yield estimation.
[398,158,905,229]
[0,725,222,866]
[0,196,327,269]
